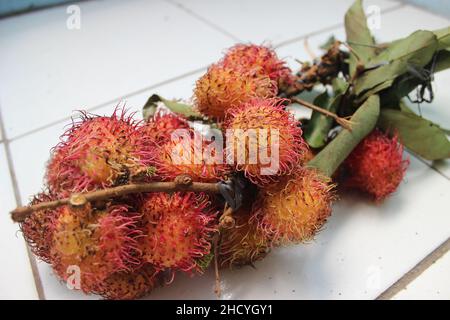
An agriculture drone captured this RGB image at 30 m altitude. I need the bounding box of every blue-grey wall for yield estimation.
[402,0,450,18]
[0,0,75,17]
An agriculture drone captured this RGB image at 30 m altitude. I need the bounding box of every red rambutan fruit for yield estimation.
[20,193,59,263]
[222,44,294,86]
[219,208,271,268]
[154,130,231,182]
[46,109,152,197]
[50,203,142,292]
[138,111,190,146]
[224,97,308,186]
[255,167,335,246]
[139,192,217,274]
[90,264,159,300]
[343,129,409,201]
[194,63,277,119]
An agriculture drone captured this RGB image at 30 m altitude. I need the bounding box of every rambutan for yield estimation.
[194,63,276,119]
[255,167,335,245]
[222,44,294,86]
[154,130,231,182]
[20,193,59,263]
[91,265,159,300]
[46,109,152,197]
[224,97,308,186]
[342,129,409,201]
[50,203,142,292]
[219,208,271,268]
[139,192,217,273]
[138,111,190,146]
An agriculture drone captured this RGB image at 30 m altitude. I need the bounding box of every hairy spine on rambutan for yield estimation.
[139,192,217,274]
[342,129,409,201]
[50,203,143,292]
[219,208,271,268]
[20,193,59,263]
[224,97,308,186]
[255,167,335,246]
[154,129,231,182]
[138,111,190,146]
[222,44,294,87]
[194,63,277,120]
[90,264,160,300]
[46,108,153,197]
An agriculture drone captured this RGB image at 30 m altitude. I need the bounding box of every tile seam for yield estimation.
[0,105,46,300]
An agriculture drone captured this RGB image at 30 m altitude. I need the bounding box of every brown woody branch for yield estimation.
[290,97,353,131]
[11,175,220,223]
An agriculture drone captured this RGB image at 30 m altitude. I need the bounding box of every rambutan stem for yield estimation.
[11,179,220,223]
[308,95,380,177]
[291,97,353,131]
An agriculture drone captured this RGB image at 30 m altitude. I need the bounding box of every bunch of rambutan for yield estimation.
[21,108,220,299]
[17,43,411,300]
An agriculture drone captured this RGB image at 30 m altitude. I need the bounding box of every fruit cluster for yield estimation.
[20,44,409,299]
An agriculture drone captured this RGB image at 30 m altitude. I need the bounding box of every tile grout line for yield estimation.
[0,105,46,300]
[409,151,450,181]
[376,237,450,300]
[164,0,242,42]
[273,3,405,48]
[7,2,407,143]
[9,66,207,142]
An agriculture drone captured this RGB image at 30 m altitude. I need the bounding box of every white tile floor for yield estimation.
[0,0,449,300]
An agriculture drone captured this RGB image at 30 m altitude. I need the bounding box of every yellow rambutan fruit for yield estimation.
[139,192,217,274]
[255,167,335,245]
[219,208,271,268]
[50,203,142,292]
[224,97,308,186]
[194,63,276,119]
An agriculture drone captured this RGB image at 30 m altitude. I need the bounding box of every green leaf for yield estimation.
[379,49,450,106]
[434,26,450,50]
[332,77,349,95]
[308,95,380,177]
[320,35,337,51]
[370,30,437,65]
[304,91,332,149]
[142,94,202,119]
[304,80,349,149]
[355,30,438,96]
[378,108,450,160]
[434,49,450,72]
[345,0,376,77]
[195,253,213,272]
